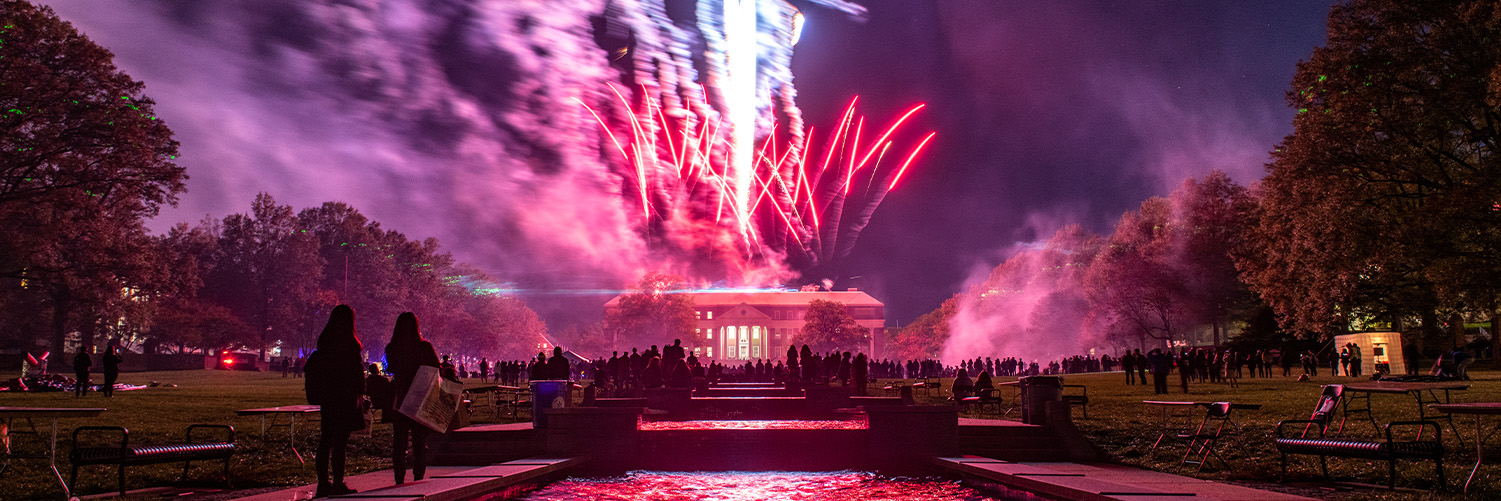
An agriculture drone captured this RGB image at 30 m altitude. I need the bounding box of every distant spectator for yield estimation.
[1147,349,1172,394]
[102,344,122,398]
[852,353,868,396]
[304,305,365,497]
[642,357,664,388]
[547,347,570,380]
[974,370,994,394]
[73,349,91,397]
[951,368,973,401]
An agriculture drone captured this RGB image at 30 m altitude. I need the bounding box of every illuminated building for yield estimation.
[604,289,885,361]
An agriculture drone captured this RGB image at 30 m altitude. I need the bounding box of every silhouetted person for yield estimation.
[1123,351,1136,385]
[386,312,440,485]
[668,360,692,388]
[305,305,365,497]
[974,371,994,394]
[479,357,489,382]
[547,346,570,380]
[73,349,92,397]
[440,355,457,380]
[1135,349,1148,384]
[852,353,868,396]
[363,363,387,419]
[952,368,973,400]
[642,357,664,388]
[102,345,122,397]
[665,339,686,367]
[1147,349,1172,394]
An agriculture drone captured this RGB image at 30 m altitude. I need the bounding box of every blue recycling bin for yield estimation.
[530,380,571,428]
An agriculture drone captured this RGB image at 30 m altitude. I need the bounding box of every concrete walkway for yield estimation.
[230,457,578,501]
[935,456,1317,501]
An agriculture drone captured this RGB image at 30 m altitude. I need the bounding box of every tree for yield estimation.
[1086,197,1191,346]
[888,296,955,360]
[1237,0,1501,353]
[0,1,186,354]
[604,272,698,350]
[209,194,323,358]
[800,299,870,353]
[1172,172,1258,345]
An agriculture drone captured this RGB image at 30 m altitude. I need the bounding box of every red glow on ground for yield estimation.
[637,420,867,431]
[519,471,994,501]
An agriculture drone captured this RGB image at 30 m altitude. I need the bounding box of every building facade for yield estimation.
[604,289,886,362]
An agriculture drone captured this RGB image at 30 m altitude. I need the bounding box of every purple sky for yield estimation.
[37,0,1332,326]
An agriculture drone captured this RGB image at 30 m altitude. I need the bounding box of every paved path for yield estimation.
[935,456,1317,501]
[230,457,579,501]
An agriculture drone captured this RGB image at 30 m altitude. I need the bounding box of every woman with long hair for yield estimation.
[386,312,440,484]
[304,305,365,497]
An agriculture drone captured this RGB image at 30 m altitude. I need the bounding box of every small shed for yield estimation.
[1333,332,1407,376]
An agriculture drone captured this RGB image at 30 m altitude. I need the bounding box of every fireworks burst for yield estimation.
[578,84,935,286]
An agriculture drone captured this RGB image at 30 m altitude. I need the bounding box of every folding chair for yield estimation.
[1306,384,1345,437]
[1179,402,1234,472]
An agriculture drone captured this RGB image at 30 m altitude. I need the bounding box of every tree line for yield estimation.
[0,2,545,360]
[892,0,1501,362]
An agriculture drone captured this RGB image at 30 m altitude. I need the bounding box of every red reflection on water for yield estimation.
[520,471,995,501]
[638,420,867,431]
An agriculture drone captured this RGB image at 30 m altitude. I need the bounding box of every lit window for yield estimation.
[707,329,713,339]
[707,311,713,319]
[696,311,702,319]
[707,347,713,357]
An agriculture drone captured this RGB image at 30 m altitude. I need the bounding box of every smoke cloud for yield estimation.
[37,0,1333,326]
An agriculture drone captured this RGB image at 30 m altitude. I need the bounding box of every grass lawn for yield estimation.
[0,370,533,500]
[902,368,1501,500]
[2,368,1496,499]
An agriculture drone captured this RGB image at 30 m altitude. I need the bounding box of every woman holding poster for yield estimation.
[386,312,441,484]
[304,305,366,497]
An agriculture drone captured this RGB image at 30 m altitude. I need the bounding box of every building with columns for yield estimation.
[603,289,886,362]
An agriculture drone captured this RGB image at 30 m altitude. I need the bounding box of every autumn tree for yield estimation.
[1172,172,1258,345]
[888,295,955,360]
[1086,197,1192,346]
[208,194,323,359]
[800,299,870,353]
[0,1,186,354]
[604,272,698,350]
[1238,0,1501,355]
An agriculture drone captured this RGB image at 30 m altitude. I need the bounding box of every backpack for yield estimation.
[303,351,327,405]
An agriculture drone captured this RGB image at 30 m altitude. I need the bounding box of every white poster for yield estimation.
[396,365,463,432]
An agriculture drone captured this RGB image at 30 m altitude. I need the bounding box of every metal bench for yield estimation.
[1274,419,1443,489]
[960,388,1010,416]
[70,424,235,497]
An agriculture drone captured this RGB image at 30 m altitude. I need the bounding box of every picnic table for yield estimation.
[1342,381,1468,440]
[1142,401,1262,449]
[235,405,319,463]
[1430,402,1501,492]
[0,406,106,499]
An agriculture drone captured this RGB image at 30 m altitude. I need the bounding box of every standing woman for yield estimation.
[386,312,440,484]
[102,344,123,397]
[305,305,365,497]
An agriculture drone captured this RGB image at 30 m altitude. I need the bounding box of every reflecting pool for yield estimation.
[517,470,999,501]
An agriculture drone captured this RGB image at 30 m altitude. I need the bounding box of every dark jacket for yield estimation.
[386,340,440,396]
[304,348,366,431]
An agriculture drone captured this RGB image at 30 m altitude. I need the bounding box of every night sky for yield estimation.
[36,0,1334,326]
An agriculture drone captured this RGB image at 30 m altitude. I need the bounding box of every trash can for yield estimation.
[1018,376,1062,425]
[531,380,571,428]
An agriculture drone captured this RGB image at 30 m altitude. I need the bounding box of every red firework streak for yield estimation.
[577,86,935,272]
